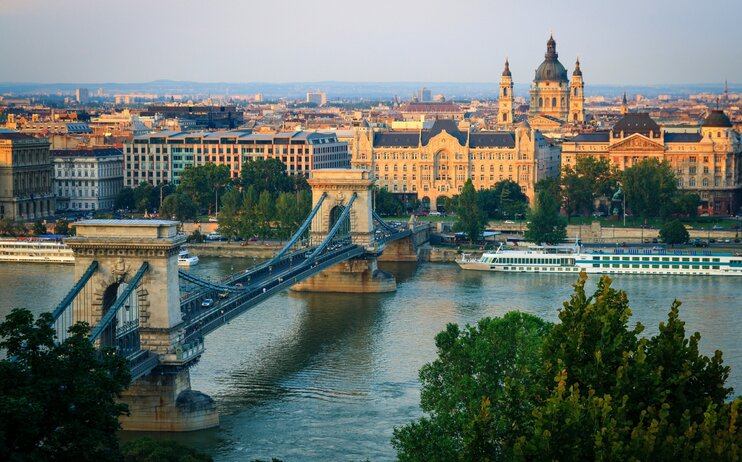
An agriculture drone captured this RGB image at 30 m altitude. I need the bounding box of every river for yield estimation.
[0,259,739,461]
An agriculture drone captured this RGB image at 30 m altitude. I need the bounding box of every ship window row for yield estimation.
[488,257,575,266]
[592,263,720,270]
[592,256,717,262]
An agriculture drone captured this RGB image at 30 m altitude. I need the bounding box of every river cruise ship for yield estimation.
[457,242,742,276]
[0,238,74,264]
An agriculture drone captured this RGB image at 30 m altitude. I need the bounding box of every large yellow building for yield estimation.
[561,111,742,215]
[350,119,560,210]
[0,129,55,220]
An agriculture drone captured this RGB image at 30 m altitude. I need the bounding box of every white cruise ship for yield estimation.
[0,238,74,264]
[457,242,742,276]
[178,249,199,266]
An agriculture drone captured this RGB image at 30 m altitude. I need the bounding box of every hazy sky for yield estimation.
[1,0,739,85]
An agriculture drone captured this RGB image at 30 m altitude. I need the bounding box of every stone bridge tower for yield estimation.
[65,220,218,432]
[294,169,396,293]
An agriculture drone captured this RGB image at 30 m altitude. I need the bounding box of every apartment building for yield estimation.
[52,147,123,212]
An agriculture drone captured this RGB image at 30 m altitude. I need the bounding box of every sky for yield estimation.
[0,0,740,85]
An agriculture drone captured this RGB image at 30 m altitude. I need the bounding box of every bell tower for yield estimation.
[569,58,585,122]
[498,59,514,127]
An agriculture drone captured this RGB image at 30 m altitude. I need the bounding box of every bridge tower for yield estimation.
[293,169,396,293]
[65,220,218,432]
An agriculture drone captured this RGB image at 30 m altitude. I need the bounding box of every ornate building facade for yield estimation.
[561,111,742,215]
[0,129,55,220]
[350,119,561,209]
[501,35,584,123]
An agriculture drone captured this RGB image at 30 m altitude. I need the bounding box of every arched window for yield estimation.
[702,178,709,187]
[538,97,543,107]
[502,113,508,122]
[503,88,508,97]
[552,97,557,107]
[574,88,578,96]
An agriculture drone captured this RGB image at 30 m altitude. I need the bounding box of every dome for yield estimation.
[701,109,732,128]
[534,35,568,82]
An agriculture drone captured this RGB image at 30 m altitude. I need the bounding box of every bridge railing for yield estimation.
[51,260,98,343]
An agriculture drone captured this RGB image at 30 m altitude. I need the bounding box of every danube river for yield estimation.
[1,258,740,461]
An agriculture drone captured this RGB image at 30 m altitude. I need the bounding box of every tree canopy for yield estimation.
[453,179,486,243]
[375,187,403,216]
[240,158,299,196]
[178,163,231,214]
[623,158,678,219]
[0,309,131,461]
[561,156,618,219]
[524,188,566,244]
[476,180,529,219]
[393,274,742,461]
[659,219,690,246]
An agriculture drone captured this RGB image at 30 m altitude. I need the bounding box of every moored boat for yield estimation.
[457,242,742,276]
[0,237,74,264]
[178,249,199,266]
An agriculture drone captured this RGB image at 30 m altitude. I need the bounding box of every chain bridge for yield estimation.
[49,170,430,431]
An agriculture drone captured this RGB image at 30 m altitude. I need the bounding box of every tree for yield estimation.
[121,437,212,462]
[133,182,154,213]
[54,219,71,235]
[0,309,131,461]
[240,158,294,196]
[178,164,230,214]
[32,219,46,235]
[375,187,403,216]
[453,179,486,243]
[114,187,136,211]
[674,192,701,218]
[392,313,552,462]
[217,189,243,239]
[561,156,618,219]
[256,190,275,240]
[659,219,689,246]
[524,188,566,244]
[274,192,297,240]
[623,158,678,219]
[159,193,197,222]
[0,218,23,236]
[477,181,529,219]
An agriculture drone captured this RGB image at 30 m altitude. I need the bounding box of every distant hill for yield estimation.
[0,80,736,100]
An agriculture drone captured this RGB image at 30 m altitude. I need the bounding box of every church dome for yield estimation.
[534,35,568,82]
[701,109,732,128]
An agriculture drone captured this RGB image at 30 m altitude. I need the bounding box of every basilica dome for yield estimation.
[534,35,568,82]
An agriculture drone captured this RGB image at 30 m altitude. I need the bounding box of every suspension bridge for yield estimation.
[48,169,430,431]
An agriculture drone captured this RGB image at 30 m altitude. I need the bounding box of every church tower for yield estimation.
[498,59,514,127]
[568,58,584,122]
[620,92,628,115]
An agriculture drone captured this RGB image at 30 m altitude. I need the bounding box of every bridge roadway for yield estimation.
[177,230,410,347]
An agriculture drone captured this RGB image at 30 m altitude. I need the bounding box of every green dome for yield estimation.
[534,35,568,82]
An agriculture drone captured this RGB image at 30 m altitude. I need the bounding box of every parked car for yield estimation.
[504,220,515,224]
[429,211,442,216]
[201,298,214,307]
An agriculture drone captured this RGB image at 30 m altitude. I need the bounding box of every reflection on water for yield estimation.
[1,258,740,461]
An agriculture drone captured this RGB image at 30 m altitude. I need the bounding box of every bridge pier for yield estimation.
[118,369,218,432]
[292,256,396,293]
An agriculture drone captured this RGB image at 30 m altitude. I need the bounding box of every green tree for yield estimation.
[674,192,701,218]
[159,193,197,222]
[375,187,403,216]
[0,309,131,461]
[133,182,154,213]
[495,180,528,219]
[32,219,46,235]
[524,188,566,244]
[453,179,486,243]
[187,229,204,243]
[54,219,71,235]
[240,158,294,195]
[237,186,260,240]
[392,313,552,462]
[274,192,297,240]
[114,187,136,211]
[0,218,23,236]
[659,219,690,246]
[178,164,230,214]
[623,158,678,219]
[217,189,243,239]
[256,190,275,240]
[121,437,212,462]
[561,156,617,219]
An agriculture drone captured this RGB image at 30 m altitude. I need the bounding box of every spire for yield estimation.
[573,56,582,76]
[621,92,628,115]
[502,58,511,77]
[545,34,557,58]
[622,92,628,104]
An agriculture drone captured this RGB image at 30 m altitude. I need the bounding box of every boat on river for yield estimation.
[457,241,742,276]
[178,249,199,266]
[0,237,74,264]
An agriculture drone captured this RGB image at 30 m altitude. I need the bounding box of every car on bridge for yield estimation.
[201,298,214,307]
